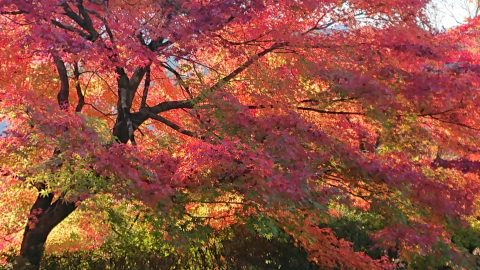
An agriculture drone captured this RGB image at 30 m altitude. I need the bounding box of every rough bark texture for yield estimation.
[15,194,76,270]
[112,67,147,144]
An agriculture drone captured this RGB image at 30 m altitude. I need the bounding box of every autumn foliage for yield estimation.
[1,0,480,269]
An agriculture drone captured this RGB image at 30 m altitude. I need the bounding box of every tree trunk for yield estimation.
[14,55,78,270]
[14,58,148,269]
[14,193,76,270]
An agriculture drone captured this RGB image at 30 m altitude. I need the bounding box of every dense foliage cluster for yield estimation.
[1,0,480,269]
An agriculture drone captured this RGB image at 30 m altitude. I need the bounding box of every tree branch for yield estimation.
[73,62,85,112]
[428,116,480,131]
[51,19,91,39]
[129,66,147,105]
[148,43,284,117]
[60,2,99,41]
[53,54,69,110]
[247,105,364,115]
[192,42,285,103]
[85,7,114,41]
[0,10,27,15]
[296,107,364,115]
[146,111,197,138]
[161,63,192,98]
[148,37,172,51]
[149,100,195,114]
[140,65,151,108]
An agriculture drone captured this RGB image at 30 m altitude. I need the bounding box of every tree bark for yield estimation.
[14,54,77,270]
[15,194,76,270]
[112,67,148,144]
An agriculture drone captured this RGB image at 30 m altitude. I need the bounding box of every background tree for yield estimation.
[428,0,480,29]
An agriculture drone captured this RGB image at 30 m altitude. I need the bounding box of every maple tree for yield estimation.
[1,0,480,269]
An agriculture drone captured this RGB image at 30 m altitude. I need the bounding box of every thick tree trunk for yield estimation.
[14,55,78,270]
[14,57,149,269]
[17,229,49,270]
[112,67,148,144]
[14,193,76,270]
